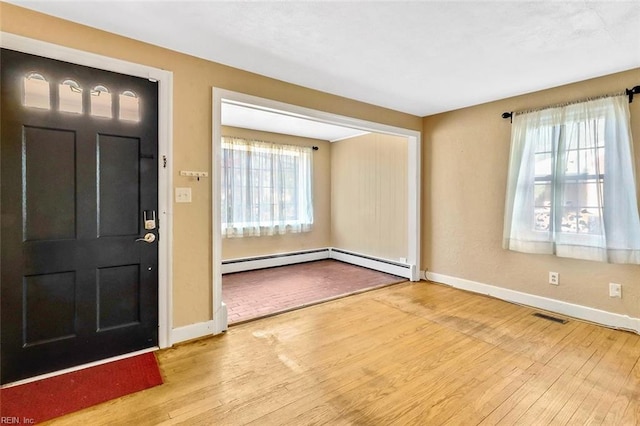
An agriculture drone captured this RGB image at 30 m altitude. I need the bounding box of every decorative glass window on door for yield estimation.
[90,85,112,118]
[119,90,140,122]
[58,79,83,114]
[23,73,51,110]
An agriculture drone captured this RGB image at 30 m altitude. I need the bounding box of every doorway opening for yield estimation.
[212,89,421,329]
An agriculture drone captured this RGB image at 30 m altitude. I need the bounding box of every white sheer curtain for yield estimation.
[503,95,640,264]
[221,136,313,238]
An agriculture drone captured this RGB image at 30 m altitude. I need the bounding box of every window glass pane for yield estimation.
[119,90,140,121]
[58,79,83,114]
[534,183,551,207]
[585,121,595,148]
[91,85,112,118]
[535,153,552,177]
[559,180,603,234]
[578,207,602,234]
[582,181,602,206]
[535,206,551,231]
[561,205,579,233]
[596,119,606,147]
[562,183,581,208]
[579,148,599,175]
[597,147,605,174]
[565,150,578,174]
[534,183,551,231]
[533,128,553,153]
[580,121,597,149]
[23,73,50,110]
[565,124,580,151]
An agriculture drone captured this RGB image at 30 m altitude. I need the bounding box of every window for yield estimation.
[23,73,50,110]
[21,74,140,123]
[221,136,313,237]
[119,90,140,121]
[503,95,640,264]
[90,85,112,118]
[59,79,83,114]
[533,118,605,235]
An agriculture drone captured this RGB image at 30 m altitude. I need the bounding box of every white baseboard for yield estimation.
[329,248,413,280]
[426,272,640,334]
[222,248,330,274]
[214,301,228,335]
[221,247,416,280]
[171,320,217,345]
[171,305,227,346]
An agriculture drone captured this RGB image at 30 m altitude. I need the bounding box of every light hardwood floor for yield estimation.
[46,281,640,425]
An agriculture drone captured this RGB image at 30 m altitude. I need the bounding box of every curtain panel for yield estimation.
[503,95,640,264]
[221,136,313,238]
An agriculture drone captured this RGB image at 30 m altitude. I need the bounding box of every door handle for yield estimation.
[136,233,156,243]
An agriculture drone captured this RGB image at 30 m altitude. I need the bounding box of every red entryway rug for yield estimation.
[0,352,163,424]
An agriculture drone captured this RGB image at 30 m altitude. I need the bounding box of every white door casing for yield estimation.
[1,32,174,350]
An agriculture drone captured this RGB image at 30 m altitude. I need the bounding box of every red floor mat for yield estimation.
[0,352,163,424]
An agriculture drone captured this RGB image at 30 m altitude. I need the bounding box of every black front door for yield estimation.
[1,49,159,384]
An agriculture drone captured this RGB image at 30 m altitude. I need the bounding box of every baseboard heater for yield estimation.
[329,248,413,279]
[222,247,414,280]
[221,249,330,274]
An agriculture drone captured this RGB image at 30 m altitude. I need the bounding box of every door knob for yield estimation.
[136,233,156,243]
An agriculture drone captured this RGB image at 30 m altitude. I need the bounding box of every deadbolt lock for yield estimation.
[144,210,157,230]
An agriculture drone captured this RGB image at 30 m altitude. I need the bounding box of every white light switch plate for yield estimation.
[175,187,192,203]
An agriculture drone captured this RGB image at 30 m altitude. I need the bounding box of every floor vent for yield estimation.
[533,312,569,324]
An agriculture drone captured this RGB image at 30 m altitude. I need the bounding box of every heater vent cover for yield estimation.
[533,312,569,324]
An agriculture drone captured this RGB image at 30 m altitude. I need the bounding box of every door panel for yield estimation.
[1,48,159,384]
[23,126,77,241]
[98,134,140,236]
[24,271,77,346]
[97,264,141,330]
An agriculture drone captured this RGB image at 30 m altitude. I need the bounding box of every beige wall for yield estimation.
[221,127,331,260]
[0,3,421,327]
[423,68,640,318]
[331,133,408,260]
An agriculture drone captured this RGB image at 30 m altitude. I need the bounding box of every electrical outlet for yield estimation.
[609,283,622,298]
[549,272,559,286]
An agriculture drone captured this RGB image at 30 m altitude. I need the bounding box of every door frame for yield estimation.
[1,33,173,350]
[212,89,421,333]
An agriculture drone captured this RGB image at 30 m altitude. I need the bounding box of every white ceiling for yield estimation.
[222,101,368,142]
[8,1,640,119]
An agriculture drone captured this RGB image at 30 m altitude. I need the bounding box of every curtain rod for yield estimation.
[223,134,319,150]
[501,85,640,121]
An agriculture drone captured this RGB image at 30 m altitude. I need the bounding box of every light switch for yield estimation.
[175,187,192,203]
